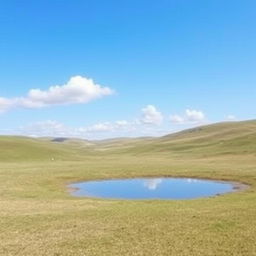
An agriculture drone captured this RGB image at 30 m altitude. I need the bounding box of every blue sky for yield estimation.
[0,0,255,139]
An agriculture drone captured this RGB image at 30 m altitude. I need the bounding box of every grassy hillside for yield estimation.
[104,120,256,156]
[157,120,256,155]
[1,120,256,159]
[0,120,256,255]
[0,136,91,162]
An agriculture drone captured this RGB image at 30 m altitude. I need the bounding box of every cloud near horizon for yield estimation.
[4,105,210,139]
[17,119,137,138]
[15,105,166,138]
[226,115,236,121]
[170,109,205,124]
[0,76,114,113]
[141,105,163,125]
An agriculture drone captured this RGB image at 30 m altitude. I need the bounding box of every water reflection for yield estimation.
[186,178,199,183]
[69,177,236,200]
[144,178,163,190]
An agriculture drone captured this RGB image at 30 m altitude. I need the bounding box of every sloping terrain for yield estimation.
[1,120,256,160]
[0,136,85,162]
[154,120,256,155]
[91,120,256,156]
[0,120,256,255]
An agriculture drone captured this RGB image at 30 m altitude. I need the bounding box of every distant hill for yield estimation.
[0,120,256,161]
[93,120,256,156]
[124,120,256,156]
[51,137,69,143]
[0,136,86,162]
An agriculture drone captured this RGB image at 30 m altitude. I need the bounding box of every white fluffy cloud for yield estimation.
[0,76,114,112]
[9,105,208,139]
[16,107,165,138]
[185,109,205,122]
[141,105,163,125]
[170,109,205,124]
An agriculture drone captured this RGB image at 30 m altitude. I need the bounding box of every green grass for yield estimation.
[0,120,256,255]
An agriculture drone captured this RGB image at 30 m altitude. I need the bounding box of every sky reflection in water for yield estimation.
[70,178,235,200]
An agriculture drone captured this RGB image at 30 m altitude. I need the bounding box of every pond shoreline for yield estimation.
[67,176,250,200]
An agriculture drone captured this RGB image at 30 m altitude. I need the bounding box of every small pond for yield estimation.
[69,177,240,200]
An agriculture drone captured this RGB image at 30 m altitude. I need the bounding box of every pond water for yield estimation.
[69,177,238,200]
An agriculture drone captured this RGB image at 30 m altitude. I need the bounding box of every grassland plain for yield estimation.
[0,121,256,255]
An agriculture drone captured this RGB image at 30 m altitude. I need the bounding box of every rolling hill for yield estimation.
[1,120,256,256]
[0,120,256,161]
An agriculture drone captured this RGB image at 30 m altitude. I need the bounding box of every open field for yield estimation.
[1,121,256,255]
